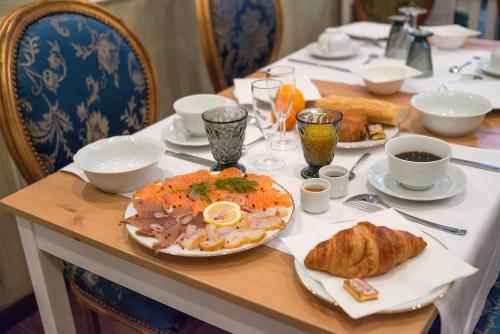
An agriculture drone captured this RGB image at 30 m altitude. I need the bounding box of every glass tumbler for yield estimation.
[202,106,248,172]
[385,15,412,60]
[296,108,343,179]
[406,30,433,77]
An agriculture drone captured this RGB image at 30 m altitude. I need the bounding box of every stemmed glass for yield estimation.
[266,66,297,151]
[251,79,285,171]
[398,7,427,31]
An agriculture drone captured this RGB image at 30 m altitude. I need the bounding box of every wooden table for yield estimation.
[2,40,499,334]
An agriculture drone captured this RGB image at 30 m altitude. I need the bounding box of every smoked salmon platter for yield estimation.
[121,168,295,256]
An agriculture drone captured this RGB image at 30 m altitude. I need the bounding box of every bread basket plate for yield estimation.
[294,259,450,314]
[337,125,399,149]
[124,180,295,257]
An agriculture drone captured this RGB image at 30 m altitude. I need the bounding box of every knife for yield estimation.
[451,157,500,172]
[165,150,215,167]
[288,58,351,73]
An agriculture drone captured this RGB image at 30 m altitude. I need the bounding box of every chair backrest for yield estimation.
[354,0,435,24]
[0,0,157,184]
[196,0,283,92]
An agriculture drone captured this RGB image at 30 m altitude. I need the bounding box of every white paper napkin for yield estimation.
[233,75,322,105]
[339,22,391,40]
[281,209,478,319]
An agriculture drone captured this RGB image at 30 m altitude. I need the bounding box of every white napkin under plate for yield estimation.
[281,209,478,319]
[233,74,322,105]
[339,22,391,40]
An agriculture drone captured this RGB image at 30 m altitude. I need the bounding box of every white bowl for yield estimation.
[73,136,164,193]
[421,25,480,49]
[174,94,229,137]
[385,135,451,191]
[354,60,422,95]
[411,90,492,137]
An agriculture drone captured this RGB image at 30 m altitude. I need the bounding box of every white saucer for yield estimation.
[367,160,467,201]
[161,117,209,146]
[480,62,500,77]
[308,42,359,60]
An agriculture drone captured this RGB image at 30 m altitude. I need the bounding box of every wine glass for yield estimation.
[251,79,285,171]
[398,6,427,30]
[266,66,298,151]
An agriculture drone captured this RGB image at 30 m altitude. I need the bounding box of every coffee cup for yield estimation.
[385,135,451,191]
[319,165,348,198]
[488,47,500,71]
[173,94,229,137]
[300,179,331,213]
[317,28,351,55]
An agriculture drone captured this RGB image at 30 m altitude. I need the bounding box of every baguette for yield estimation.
[315,95,410,126]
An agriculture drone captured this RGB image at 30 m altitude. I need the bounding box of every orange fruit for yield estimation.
[274,85,306,130]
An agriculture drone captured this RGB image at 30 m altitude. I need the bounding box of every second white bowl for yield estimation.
[354,60,422,95]
[411,90,492,137]
[73,136,164,193]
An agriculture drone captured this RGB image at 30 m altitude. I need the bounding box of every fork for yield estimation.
[343,193,467,236]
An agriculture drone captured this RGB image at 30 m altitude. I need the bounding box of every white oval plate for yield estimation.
[337,125,399,149]
[124,181,295,257]
[367,160,467,201]
[308,42,360,60]
[294,259,450,314]
[162,117,209,147]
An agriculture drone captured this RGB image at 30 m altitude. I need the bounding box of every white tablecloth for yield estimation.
[117,117,500,334]
[63,80,500,334]
[270,43,500,108]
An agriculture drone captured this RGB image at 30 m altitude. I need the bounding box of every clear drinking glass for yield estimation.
[266,66,297,151]
[251,79,285,171]
[398,6,427,30]
[202,106,248,172]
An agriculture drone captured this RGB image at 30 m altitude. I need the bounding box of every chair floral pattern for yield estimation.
[16,13,149,173]
[12,12,216,333]
[209,0,278,87]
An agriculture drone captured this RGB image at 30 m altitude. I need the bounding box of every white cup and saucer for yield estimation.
[367,135,467,201]
[309,28,359,60]
[162,94,235,146]
[480,47,500,77]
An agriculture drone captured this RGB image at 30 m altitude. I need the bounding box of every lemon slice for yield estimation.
[203,201,242,226]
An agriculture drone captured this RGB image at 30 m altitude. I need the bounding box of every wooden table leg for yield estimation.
[16,217,76,334]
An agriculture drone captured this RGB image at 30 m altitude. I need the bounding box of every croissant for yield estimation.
[304,222,427,278]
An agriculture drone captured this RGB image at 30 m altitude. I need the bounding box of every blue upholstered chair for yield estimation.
[196,0,283,91]
[0,1,223,333]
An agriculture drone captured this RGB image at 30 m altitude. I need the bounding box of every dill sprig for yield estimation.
[214,177,257,193]
[173,180,212,203]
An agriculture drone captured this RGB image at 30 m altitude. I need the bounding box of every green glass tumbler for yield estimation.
[296,108,343,179]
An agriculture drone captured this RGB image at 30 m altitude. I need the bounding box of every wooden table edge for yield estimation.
[0,174,439,334]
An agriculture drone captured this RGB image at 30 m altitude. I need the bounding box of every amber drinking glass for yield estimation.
[296,108,343,179]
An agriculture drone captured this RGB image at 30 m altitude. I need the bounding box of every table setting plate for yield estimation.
[367,160,467,201]
[294,258,450,314]
[161,117,210,146]
[124,180,295,257]
[308,42,360,60]
[337,125,399,149]
[282,209,477,319]
[479,62,500,77]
